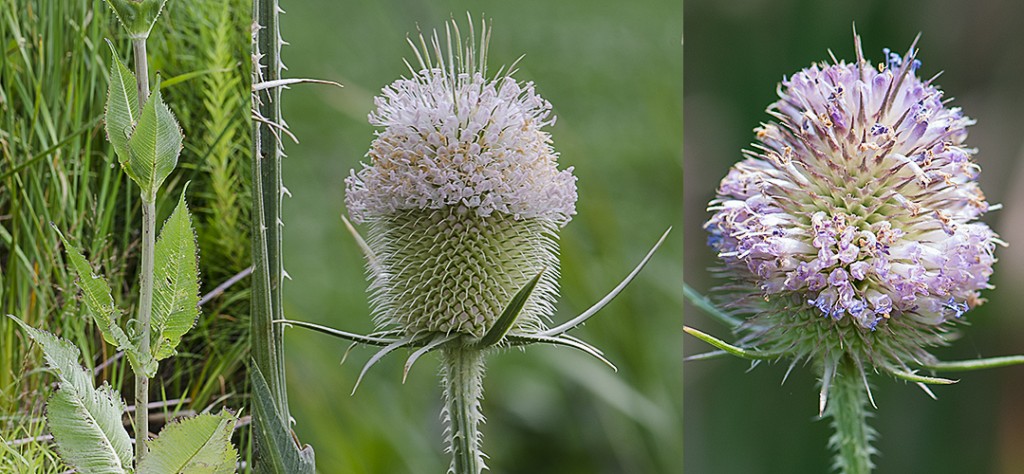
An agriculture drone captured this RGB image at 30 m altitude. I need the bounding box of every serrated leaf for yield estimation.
[124,84,182,200]
[10,316,95,396]
[48,383,132,474]
[137,410,237,474]
[9,317,133,472]
[151,188,200,361]
[251,364,316,474]
[104,41,138,165]
[52,225,141,370]
[104,0,168,39]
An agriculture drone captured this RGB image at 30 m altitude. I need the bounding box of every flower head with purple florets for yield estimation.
[704,33,1002,386]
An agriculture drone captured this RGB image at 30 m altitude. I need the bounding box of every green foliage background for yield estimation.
[0,0,251,470]
[685,1,1024,473]
[277,1,682,473]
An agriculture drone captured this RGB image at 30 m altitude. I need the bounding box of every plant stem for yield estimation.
[825,357,875,474]
[132,38,149,112]
[441,346,487,474]
[132,36,153,466]
[135,199,156,464]
[251,0,289,421]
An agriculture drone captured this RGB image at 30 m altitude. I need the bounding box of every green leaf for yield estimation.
[275,319,404,346]
[48,384,132,474]
[251,364,316,474]
[52,225,141,370]
[104,0,168,39]
[137,410,237,474]
[9,316,94,396]
[404,333,460,382]
[151,188,200,360]
[505,333,618,371]
[124,83,182,201]
[104,40,138,164]
[9,317,132,473]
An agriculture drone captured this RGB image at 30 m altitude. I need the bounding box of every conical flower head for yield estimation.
[345,19,577,339]
[704,35,1001,372]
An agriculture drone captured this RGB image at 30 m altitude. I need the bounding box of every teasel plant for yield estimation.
[684,29,1024,474]
[275,16,669,474]
[8,0,237,472]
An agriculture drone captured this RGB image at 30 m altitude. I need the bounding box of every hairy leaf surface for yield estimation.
[124,85,182,200]
[11,318,132,472]
[54,226,140,369]
[104,42,138,164]
[137,410,237,474]
[152,188,200,360]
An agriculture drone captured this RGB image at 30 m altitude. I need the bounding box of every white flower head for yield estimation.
[346,19,577,225]
[345,17,576,338]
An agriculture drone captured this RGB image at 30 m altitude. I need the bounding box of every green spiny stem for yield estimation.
[251,0,289,422]
[441,346,487,474]
[135,198,156,463]
[825,357,875,474]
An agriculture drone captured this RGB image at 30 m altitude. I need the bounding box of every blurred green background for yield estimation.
[685,1,1024,473]
[277,1,681,473]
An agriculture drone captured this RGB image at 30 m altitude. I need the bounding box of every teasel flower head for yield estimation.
[703,34,1002,384]
[344,19,577,340]
[330,18,668,474]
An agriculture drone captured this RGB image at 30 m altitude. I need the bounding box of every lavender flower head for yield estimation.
[705,35,1001,374]
[345,20,577,339]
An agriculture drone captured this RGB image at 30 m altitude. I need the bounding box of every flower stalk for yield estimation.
[442,345,487,474]
[251,0,289,420]
[825,356,876,474]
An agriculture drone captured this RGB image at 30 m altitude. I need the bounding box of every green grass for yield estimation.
[1,0,251,469]
[1,0,134,421]
[277,1,682,472]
